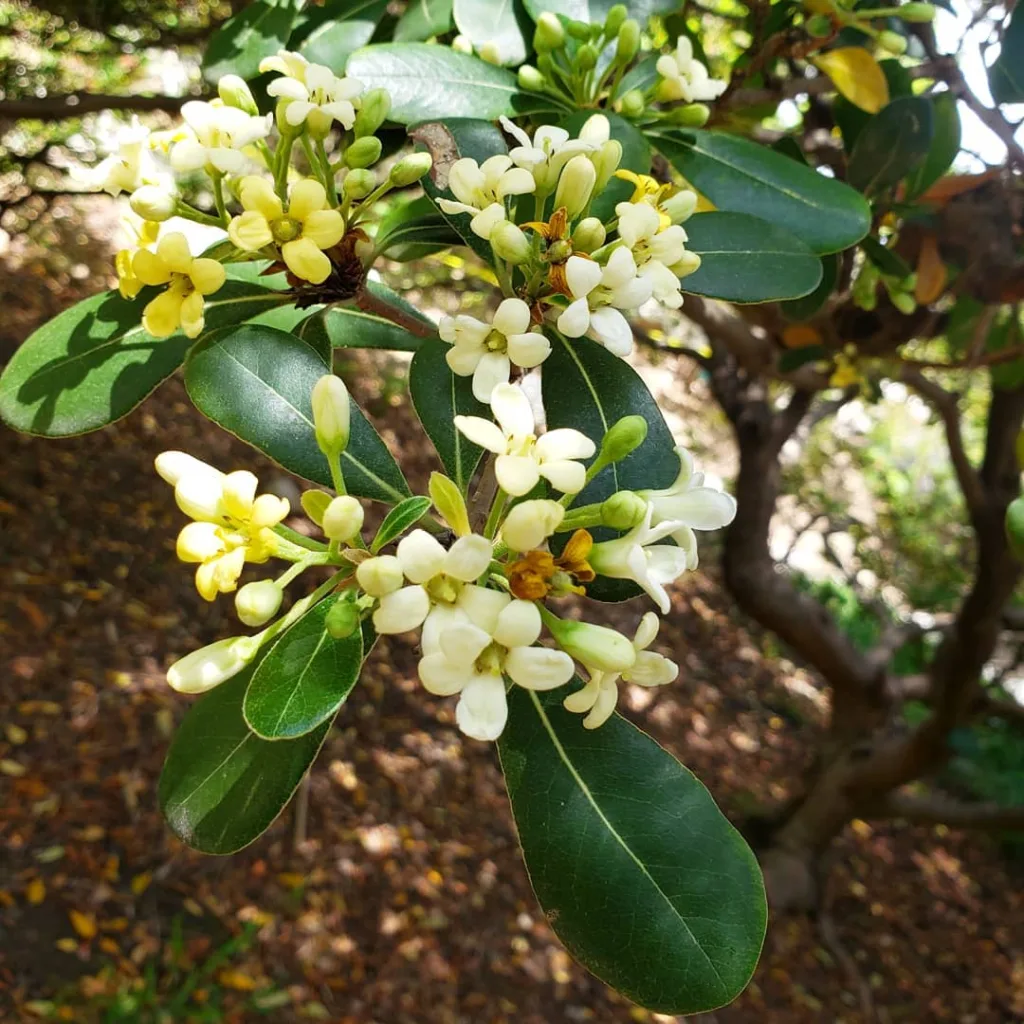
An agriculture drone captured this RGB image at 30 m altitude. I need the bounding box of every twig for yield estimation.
[880,790,1024,831]
[0,92,197,120]
[354,285,436,339]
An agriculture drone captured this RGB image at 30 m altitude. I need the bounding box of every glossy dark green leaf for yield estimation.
[289,0,387,45]
[0,282,287,437]
[683,211,822,303]
[498,687,767,1015]
[375,194,464,259]
[346,44,526,123]
[653,129,871,255]
[159,666,331,855]
[372,496,434,552]
[184,325,410,503]
[617,53,661,96]
[847,96,933,195]
[409,337,488,492]
[781,252,839,321]
[543,334,678,601]
[990,6,1024,105]
[298,8,385,68]
[453,0,528,65]
[244,596,364,740]
[861,234,912,279]
[300,284,433,353]
[523,0,676,20]
[904,93,961,199]
[203,0,300,83]
[778,344,827,372]
[394,0,454,41]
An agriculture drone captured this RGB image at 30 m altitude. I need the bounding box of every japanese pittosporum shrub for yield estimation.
[1,1,899,1012]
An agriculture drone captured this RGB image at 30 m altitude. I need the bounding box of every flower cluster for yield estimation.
[85,53,431,338]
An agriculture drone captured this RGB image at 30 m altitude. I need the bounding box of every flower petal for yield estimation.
[505,647,575,691]
[454,415,507,454]
[587,307,634,356]
[396,529,447,583]
[281,237,332,284]
[537,459,586,495]
[457,584,510,634]
[472,352,511,403]
[444,533,493,582]
[492,297,531,336]
[490,383,534,438]
[507,331,550,368]
[455,675,508,741]
[301,209,345,249]
[373,585,430,634]
[564,255,602,300]
[536,427,596,462]
[493,599,541,649]
[418,653,471,696]
[496,454,540,497]
[557,298,591,338]
[439,622,492,666]
[289,178,327,220]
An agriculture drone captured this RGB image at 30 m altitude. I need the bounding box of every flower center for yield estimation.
[271,216,303,243]
[484,329,508,353]
[425,573,463,605]
[507,434,537,459]
[474,642,505,676]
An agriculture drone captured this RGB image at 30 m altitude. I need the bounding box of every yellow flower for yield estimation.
[228,176,344,284]
[132,233,227,339]
[115,219,161,299]
[829,354,861,389]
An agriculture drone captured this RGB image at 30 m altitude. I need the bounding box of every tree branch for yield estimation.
[0,92,194,120]
[881,791,1024,832]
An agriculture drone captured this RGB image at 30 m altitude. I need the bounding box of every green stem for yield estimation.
[328,450,347,496]
[174,201,224,228]
[483,488,508,540]
[348,180,393,225]
[257,570,349,645]
[300,136,323,186]
[316,138,338,206]
[275,133,296,202]
[211,173,230,225]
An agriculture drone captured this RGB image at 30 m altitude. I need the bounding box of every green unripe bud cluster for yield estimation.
[600,415,648,464]
[345,135,382,169]
[604,4,628,36]
[353,89,391,138]
[601,491,648,530]
[534,12,565,51]
[325,598,361,639]
[518,64,547,92]
[663,103,710,127]
[343,169,376,200]
[878,29,908,54]
[615,19,641,64]
[574,42,598,72]
[805,13,834,36]
[618,88,646,118]
[390,152,433,187]
[899,2,936,21]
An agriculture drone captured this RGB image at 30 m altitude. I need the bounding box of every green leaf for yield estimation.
[0,282,286,437]
[559,111,651,222]
[617,53,660,96]
[300,284,433,353]
[372,496,434,552]
[184,324,410,504]
[522,0,676,21]
[453,0,528,65]
[778,344,827,372]
[861,234,912,280]
[847,96,933,195]
[394,0,454,41]
[653,129,871,255]
[202,0,300,83]
[990,5,1024,105]
[683,212,823,303]
[498,687,767,1015]
[243,596,364,740]
[375,194,464,259]
[543,334,678,601]
[781,252,839,321]
[289,0,387,45]
[346,44,526,123]
[409,338,488,492]
[298,10,384,68]
[159,667,331,855]
[903,93,961,200]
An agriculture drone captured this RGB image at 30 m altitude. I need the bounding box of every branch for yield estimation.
[0,92,194,120]
[353,286,437,339]
[973,693,1024,730]
[881,791,1024,832]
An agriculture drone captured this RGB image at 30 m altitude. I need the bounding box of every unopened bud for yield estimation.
[661,188,698,224]
[311,374,351,456]
[591,139,622,192]
[325,598,361,638]
[554,154,597,217]
[452,34,474,54]
[343,168,376,199]
[235,580,283,627]
[574,42,598,72]
[545,616,636,673]
[604,4,628,36]
[354,88,391,138]
[345,135,382,169]
[890,289,916,314]
[572,216,606,253]
[389,152,433,187]
[580,113,611,143]
[322,495,364,542]
[670,250,702,279]
[1007,497,1024,559]
[805,13,833,36]
[130,185,176,222]
[899,2,935,21]
[167,635,260,694]
[878,29,908,54]
[275,101,296,135]
[534,11,565,50]
[615,19,640,64]
[567,19,591,40]
[501,499,565,551]
[218,74,258,115]
[355,554,404,597]
[600,491,648,530]
[518,64,547,91]
[301,489,333,526]
[600,414,648,464]
[618,88,646,118]
[665,103,710,127]
[490,220,532,264]
[478,40,502,64]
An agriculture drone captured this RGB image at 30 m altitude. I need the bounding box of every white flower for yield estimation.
[638,446,737,569]
[370,529,494,634]
[454,383,595,497]
[170,101,271,176]
[563,612,678,729]
[166,635,260,694]
[556,250,653,356]
[439,298,551,403]
[89,117,157,196]
[500,499,564,552]
[615,201,693,309]
[588,502,690,614]
[499,116,595,193]
[656,37,728,103]
[436,155,536,239]
[419,585,574,741]
[262,53,364,134]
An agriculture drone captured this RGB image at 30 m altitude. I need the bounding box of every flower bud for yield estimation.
[574,42,598,72]
[218,74,259,115]
[665,103,711,127]
[130,185,176,222]
[1007,497,1024,559]
[353,88,391,138]
[661,188,698,224]
[490,220,532,264]
[600,414,648,464]
[167,635,260,694]
[502,499,565,551]
[537,53,555,75]
[343,168,377,199]
[300,489,333,526]
[452,33,474,54]
[312,374,351,456]
[356,554,404,597]
[325,598,361,639]
[478,40,502,64]
[275,100,297,135]
[890,289,916,315]
[572,216,606,253]
[579,113,610,143]
[554,154,597,217]
[389,152,433,187]
[567,19,592,40]
[518,64,547,92]
[878,29,908,54]
[805,13,833,36]
[671,250,702,279]
[615,19,641,64]
[898,1,935,20]
[618,88,646,118]
[322,495,364,542]
[534,11,565,50]
[601,491,648,530]
[546,617,637,673]
[235,580,283,627]
[591,139,623,193]
[345,135,382,169]
[604,4,628,37]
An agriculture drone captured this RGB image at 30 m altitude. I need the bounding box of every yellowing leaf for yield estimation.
[782,325,823,349]
[130,872,152,896]
[26,878,46,905]
[813,48,890,113]
[69,909,97,940]
[217,969,260,991]
[914,234,947,304]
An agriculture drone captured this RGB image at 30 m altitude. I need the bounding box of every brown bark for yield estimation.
[0,93,195,121]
